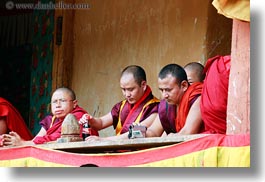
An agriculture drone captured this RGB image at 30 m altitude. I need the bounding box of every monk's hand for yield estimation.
[2,131,23,146]
[0,135,3,147]
[79,113,92,125]
[84,135,103,142]
[167,133,180,137]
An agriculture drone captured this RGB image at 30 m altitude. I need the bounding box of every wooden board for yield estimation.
[37,134,209,153]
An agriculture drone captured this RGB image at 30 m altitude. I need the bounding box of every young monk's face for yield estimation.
[120,73,146,105]
[50,90,77,119]
[185,68,200,85]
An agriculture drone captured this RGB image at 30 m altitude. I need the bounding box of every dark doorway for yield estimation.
[0,44,32,125]
[0,1,34,127]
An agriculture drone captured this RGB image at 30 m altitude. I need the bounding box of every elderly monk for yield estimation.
[2,87,98,146]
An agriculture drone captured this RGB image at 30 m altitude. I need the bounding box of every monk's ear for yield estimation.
[141,80,147,91]
[73,100,78,108]
[181,80,189,92]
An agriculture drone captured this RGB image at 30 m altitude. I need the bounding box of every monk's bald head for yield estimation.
[184,62,205,85]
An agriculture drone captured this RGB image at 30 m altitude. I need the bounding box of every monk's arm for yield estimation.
[89,112,113,131]
[3,127,47,146]
[178,96,203,134]
[145,114,164,137]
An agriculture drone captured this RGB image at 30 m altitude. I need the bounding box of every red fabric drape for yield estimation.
[0,97,33,140]
[200,55,231,134]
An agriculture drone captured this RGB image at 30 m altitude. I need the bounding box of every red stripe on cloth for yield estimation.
[0,146,33,159]
[0,134,249,167]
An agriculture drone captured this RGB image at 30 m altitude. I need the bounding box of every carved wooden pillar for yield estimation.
[52,0,74,90]
[226,19,250,134]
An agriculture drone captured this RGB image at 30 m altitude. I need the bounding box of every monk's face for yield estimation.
[158,74,188,105]
[50,90,77,119]
[120,73,146,105]
[185,68,200,85]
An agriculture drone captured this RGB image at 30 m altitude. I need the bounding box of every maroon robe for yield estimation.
[111,86,159,134]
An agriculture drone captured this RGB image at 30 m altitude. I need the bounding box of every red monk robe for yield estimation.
[200,55,231,134]
[33,105,99,144]
[176,82,203,132]
[0,97,33,140]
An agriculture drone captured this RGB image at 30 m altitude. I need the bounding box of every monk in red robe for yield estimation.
[146,63,204,137]
[2,87,98,146]
[79,65,159,140]
[200,55,231,134]
[0,97,33,146]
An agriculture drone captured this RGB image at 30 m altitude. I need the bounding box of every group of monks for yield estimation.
[0,55,230,147]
